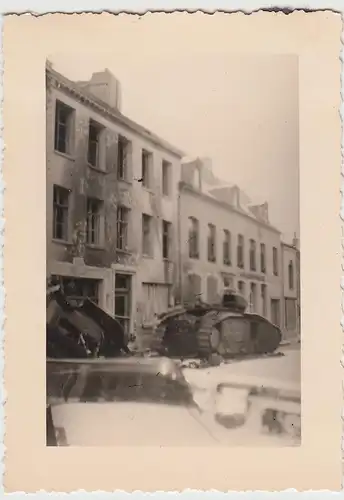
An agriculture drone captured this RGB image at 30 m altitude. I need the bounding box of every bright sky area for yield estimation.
[50,53,299,243]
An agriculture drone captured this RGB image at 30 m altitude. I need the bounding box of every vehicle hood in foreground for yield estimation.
[50,401,219,446]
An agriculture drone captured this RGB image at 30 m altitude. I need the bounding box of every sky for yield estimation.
[50,53,299,243]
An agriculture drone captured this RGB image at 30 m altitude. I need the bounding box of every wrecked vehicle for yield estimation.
[149,291,282,359]
[46,285,130,359]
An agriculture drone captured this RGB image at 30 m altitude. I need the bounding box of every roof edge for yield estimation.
[46,65,185,159]
[179,182,281,234]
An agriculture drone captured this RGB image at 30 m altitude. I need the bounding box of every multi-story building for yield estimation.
[178,157,284,328]
[46,64,183,339]
[281,239,300,340]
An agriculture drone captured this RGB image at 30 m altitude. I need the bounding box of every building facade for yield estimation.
[46,65,183,339]
[281,240,300,340]
[179,158,284,328]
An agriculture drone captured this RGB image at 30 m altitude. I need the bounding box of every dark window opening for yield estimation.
[88,120,103,168]
[162,220,172,259]
[54,100,74,154]
[53,185,70,241]
[207,223,216,262]
[237,234,244,269]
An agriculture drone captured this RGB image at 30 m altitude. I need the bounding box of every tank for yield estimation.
[149,291,282,359]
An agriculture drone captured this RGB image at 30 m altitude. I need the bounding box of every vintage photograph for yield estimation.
[3,10,341,491]
[45,50,301,447]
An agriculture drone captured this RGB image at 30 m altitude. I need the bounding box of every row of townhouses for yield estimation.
[46,64,300,348]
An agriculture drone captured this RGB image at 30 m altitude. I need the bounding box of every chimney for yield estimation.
[78,69,122,111]
[292,232,300,249]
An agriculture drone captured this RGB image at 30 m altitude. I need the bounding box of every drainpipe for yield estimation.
[177,187,183,305]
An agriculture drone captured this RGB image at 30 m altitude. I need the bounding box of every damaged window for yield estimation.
[117,135,130,181]
[53,185,70,241]
[54,100,74,155]
[88,119,103,168]
[141,150,152,188]
[116,205,130,250]
[86,197,103,245]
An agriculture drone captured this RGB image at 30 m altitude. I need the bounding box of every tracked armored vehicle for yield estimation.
[149,290,282,359]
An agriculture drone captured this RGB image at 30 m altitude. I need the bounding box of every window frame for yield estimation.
[237,234,244,269]
[162,160,172,196]
[223,229,231,266]
[141,149,153,189]
[86,197,104,246]
[52,185,70,241]
[54,100,75,155]
[188,217,199,259]
[142,213,153,257]
[116,205,130,251]
[249,239,257,272]
[117,135,130,181]
[162,220,172,260]
[87,119,104,169]
[207,223,217,263]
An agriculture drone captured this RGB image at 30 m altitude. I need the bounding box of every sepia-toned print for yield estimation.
[46,52,301,447]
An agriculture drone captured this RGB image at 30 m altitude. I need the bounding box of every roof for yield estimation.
[180,182,281,233]
[46,66,185,159]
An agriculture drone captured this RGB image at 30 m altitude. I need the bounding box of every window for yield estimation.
[56,277,99,306]
[249,239,256,271]
[285,298,297,330]
[86,197,103,245]
[117,135,130,181]
[207,275,218,303]
[261,284,267,317]
[54,100,74,154]
[162,160,171,196]
[142,214,153,256]
[271,298,281,327]
[142,150,152,188]
[115,274,132,335]
[237,234,244,269]
[273,246,279,276]
[207,224,216,262]
[116,205,130,250]
[162,220,172,259]
[250,282,257,312]
[237,280,246,296]
[223,230,231,266]
[188,217,199,259]
[88,119,103,168]
[223,275,234,289]
[53,185,70,241]
[288,260,294,290]
[260,243,266,273]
